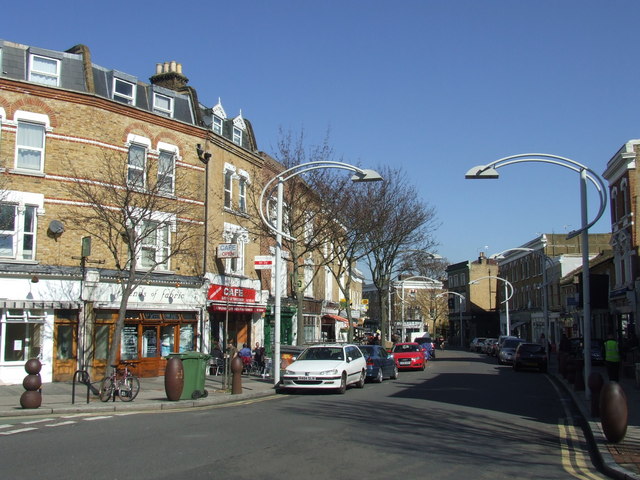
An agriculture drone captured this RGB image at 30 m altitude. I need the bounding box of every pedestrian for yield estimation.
[253,342,265,372]
[604,333,621,382]
[226,341,238,360]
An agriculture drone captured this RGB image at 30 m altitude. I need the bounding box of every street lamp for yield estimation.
[259,161,383,386]
[490,247,554,355]
[466,153,607,400]
[469,275,514,335]
[393,275,442,341]
[435,291,466,347]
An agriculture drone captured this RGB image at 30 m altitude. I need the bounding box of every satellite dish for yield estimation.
[47,220,65,238]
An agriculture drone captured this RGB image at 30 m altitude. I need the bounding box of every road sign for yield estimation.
[254,255,274,269]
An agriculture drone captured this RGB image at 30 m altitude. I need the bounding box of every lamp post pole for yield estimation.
[259,161,382,387]
[466,153,607,400]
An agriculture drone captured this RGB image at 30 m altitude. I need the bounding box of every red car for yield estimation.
[392,342,426,370]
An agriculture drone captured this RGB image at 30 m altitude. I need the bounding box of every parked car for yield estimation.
[359,345,399,382]
[414,336,436,360]
[513,343,548,372]
[469,337,487,352]
[569,337,604,364]
[498,338,525,365]
[281,344,366,394]
[392,342,426,370]
[482,338,497,354]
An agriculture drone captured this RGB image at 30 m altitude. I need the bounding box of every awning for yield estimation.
[322,314,348,324]
[0,300,82,309]
[208,302,266,314]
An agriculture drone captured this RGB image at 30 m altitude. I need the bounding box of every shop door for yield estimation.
[53,321,77,382]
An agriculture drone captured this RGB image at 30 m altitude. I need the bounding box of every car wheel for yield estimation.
[390,366,399,379]
[421,361,426,371]
[337,373,347,394]
[513,362,519,371]
[375,368,384,383]
[356,370,365,388]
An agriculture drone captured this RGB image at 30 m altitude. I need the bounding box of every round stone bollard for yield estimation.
[20,358,42,409]
[588,372,604,417]
[164,357,184,401]
[600,381,628,443]
[231,356,243,394]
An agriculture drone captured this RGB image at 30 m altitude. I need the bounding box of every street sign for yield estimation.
[254,255,274,269]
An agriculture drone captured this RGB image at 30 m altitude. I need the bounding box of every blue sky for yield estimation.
[4,1,640,263]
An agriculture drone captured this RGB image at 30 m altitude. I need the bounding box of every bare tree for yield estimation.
[61,150,203,371]
[250,129,345,345]
[360,166,440,345]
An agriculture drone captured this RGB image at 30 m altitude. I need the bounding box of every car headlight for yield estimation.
[319,368,338,376]
[285,369,297,375]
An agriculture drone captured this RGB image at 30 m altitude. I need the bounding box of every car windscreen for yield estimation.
[393,344,420,353]
[298,347,343,361]
[520,344,544,353]
[503,339,523,348]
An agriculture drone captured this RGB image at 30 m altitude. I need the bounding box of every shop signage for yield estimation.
[217,243,238,258]
[254,255,274,269]
[207,284,257,303]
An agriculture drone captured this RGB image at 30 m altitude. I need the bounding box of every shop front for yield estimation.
[91,310,199,378]
[207,283,266,351]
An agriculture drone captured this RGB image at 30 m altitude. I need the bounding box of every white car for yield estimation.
[281,344,366,394]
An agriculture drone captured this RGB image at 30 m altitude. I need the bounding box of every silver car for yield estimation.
[498,338,525,365]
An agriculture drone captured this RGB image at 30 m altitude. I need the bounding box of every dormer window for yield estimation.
[113,78,136,105]
[29,55,60,86]
[153,93,173,117]
[232,127,243,146]
[213,116,223,135]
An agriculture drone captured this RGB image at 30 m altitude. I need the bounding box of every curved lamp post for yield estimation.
[466,153,607,400]
[436,291,466,347]
[393,275,442,341]
[259,161,383,386]
[490,247,554,356]
[469,275,514,335]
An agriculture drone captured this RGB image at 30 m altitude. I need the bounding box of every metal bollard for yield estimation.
[231,356,243,394]
[20,358,42,409]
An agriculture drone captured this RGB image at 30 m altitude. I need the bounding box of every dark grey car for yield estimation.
[359,345,398,383]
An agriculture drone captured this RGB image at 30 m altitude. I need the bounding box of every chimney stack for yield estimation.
[150,61,189,91]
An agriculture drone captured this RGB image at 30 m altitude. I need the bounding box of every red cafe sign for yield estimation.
[207,284,257,304]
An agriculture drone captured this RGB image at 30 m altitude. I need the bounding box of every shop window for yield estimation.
[142,326,159,358]
[121,324,139,360]
[2,309,44,362]
[161,325,175,357]
[180,324,194,352]
[94,324,110,361]
[0,203,37,260]
[56,324,74,360]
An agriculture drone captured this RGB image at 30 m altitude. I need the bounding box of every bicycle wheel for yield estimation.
[99,377,115,402]
[122,375,140,401]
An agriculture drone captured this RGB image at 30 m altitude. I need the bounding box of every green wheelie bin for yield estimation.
[168,352,211,400]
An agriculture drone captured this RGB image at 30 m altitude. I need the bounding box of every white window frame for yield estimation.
[2,309,46,363]
[128,143,147,189]
[223,223,248,276]
[15,120,46,173]
[238,177,247,213]
[157,142,178,195]
[28,54,60,86]
[138,219,171,271]
[212,116,223,135]
[224,165,235,209]
[113,77,136,105]
[153,93,173,117]
[232,126,243,146]
[0,191,43,262]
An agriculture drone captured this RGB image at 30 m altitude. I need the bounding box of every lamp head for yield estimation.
[465,165,500,179]
[351,169,383,182]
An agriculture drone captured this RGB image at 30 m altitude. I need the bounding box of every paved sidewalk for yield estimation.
[0,372,276,417]
[551,355,640,480]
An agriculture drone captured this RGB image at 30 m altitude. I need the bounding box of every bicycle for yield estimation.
[99,361,141,402]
